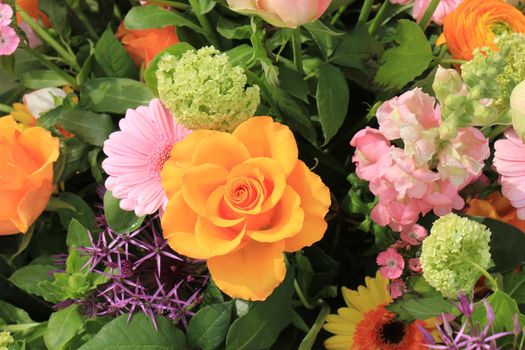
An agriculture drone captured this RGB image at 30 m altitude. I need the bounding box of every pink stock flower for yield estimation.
[376,248,405,280]
[102,99,191,217]
[412,0,463,25]
[0,3,13,26]
[0,26,19,55]
[408,258,422,273]
[438,127,490,188]
[424,179,465,216]
[350,127,392,182]
[389,279,408,299]
[494,129,525,219]
[226,0,332,28]
[400,224,428,246]
[376,88,441,165]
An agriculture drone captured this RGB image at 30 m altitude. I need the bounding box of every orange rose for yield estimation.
[0,116,59,235]
[437,0,525,61]
[116,22,179,67]
[161,117,331,300]
[466,192,525,232]
[16,0,51,27]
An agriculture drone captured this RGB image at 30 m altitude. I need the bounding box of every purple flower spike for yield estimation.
[73,213,208,327]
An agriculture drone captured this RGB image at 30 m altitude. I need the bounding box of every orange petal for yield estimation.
[192,132,250,170]
[195,217,246,256]
[207,240,286,301]
[206,185,245,228]
[161,192,211,259]
[18,126,60,181]
[161,130,217,198]
[247,186,304,243]
[233,117,298,176]
[13,180,53,234]
[284,160,330,252]
[181,164,228,217]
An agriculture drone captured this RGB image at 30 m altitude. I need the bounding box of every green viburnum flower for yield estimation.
[0,331,14,350]
[420,213,492,298]
[156,46,260,132]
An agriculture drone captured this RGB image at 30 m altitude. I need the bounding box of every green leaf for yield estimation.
[65,219,90,273]
[124,5,204,34]
[503,270,525,304]
[217,17,251,40]
[468,216,525,272]
[196,0,215,14]
[94,27,138,79]
[316,64,349,144]
[331,25,383,73]
[144,42,194,95]
[387,295,453,321]
[21,70,70,89]
[45,197,77,212]
[225,268,295,350]
[226,44,253,68]
[9,264,56,298]
[471,290,520,332]
[0,300,33,324]
[56,193,97,231]
[304,21,341,59]
[279,64,308,103]
[375,20,433,89]
[44,305,85,350]
[39,0,70,36]
[103,191,145,234]
[78,313,187,350]
[59,109,114,147]
[80,78,154,114]
[187,301,233,350]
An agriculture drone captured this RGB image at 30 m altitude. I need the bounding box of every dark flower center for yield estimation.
[380,320,406,344]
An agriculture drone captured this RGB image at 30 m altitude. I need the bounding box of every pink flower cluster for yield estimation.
[351,88,489,233]
[0,3,19,55]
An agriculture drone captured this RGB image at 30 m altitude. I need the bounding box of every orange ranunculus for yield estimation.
[466,192,525,232]
[437,0,525,61]
[16,0,51,27]
[161,117,331,300]
[116,22,179,67]
[0,116,59,235]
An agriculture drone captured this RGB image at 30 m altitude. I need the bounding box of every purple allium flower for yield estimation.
[78,215,208,328]
[419,292,513,350]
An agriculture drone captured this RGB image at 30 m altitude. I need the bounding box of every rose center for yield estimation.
[379,320,406,344]
[226,177,264,212]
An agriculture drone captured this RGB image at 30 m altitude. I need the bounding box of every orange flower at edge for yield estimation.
[160,117,331,301]
[466,192,525,232]
[0,116,59,235]
[16,0,51,27]
[116,22,179,67]
[438,0,525,61]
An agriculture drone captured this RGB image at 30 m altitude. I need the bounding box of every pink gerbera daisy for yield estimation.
[494,129,525,220]
[0,26,19,56]
[376,248,405,280]
[102,98,191,216]
[0,3,13,26]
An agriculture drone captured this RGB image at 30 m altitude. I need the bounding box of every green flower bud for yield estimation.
[0,331,14,350]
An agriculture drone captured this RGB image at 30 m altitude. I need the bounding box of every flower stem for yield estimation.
[188,0,220,48]
[369,0,391,36]
[17,8,81,71]
[294,279,316,309]
[298,301,330,350]
[292,28,304,74]
[0,103,13,113]
[330,0,357,26]
[488,124,510,141]
[440,58,467,65]
[463,258,499,292]
[418,0,441,30]
[23,48,78,88]
[357,0,375,27]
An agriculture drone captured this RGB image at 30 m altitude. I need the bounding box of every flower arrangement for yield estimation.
[3,0,525,349]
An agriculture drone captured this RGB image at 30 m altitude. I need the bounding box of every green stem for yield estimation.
[418,0,441,30]
[0,103,13,113]
[330,1,356,26]
[0,323,42,332]
[369,0,391,36]
[463,258,499,292]
[488,124,510,141]
[188,0,220,48]
[440,58,467,65]
[17,8,81,71]
[23,48,78,88]
[298,302,330,350]
[68,3,99,40]
[357,0,375,27]
[294,280,316,310]
[292,28,304,74]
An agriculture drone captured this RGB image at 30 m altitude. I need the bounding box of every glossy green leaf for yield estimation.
[187,302,233,350]
[59,109,114,147]
[44,305,85,350]
[9,264,56,298]
[94,27,137,79]
[124,5,204,34]
[387,295,453,321]
[471,290,521,332]
[21,70,70,89]
[103,191,145,234]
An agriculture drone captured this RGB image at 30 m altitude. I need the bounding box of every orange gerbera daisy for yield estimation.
[323,272,438,350]
[438,0,525,61]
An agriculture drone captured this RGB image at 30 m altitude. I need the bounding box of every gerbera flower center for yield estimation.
[148,140,173,177]
[380,320,407,344]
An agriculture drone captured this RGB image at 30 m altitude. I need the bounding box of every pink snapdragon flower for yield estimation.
[350,127,392,182]
[102,99,191,216]
[0,3,13,26]
[412,0,463,25]
[494,129,525,219]
[0,26,19,55]
[400,224,428,246]
[377,248,405,279]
